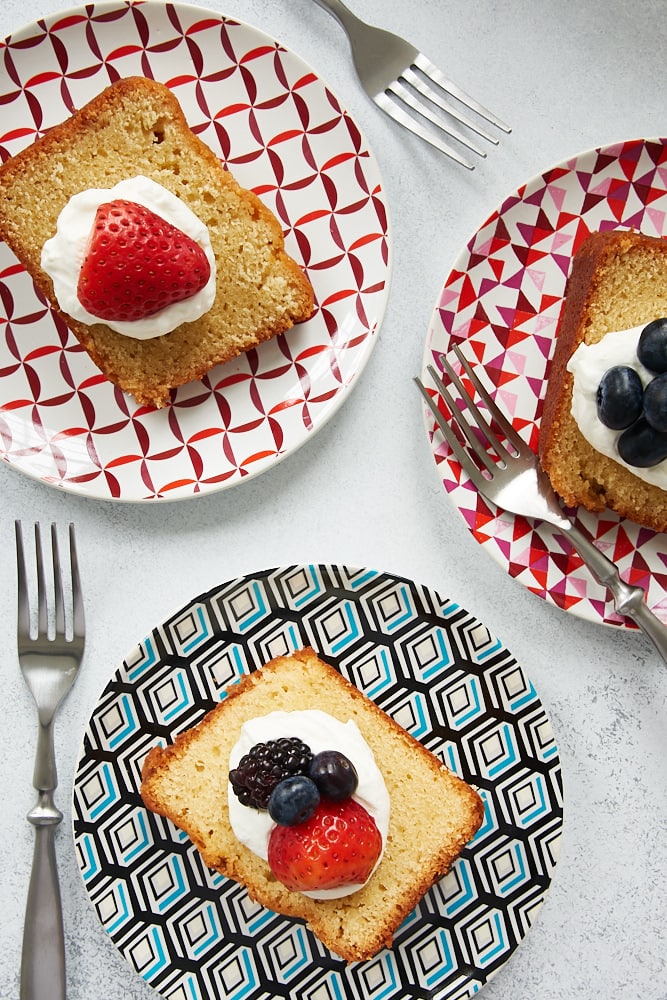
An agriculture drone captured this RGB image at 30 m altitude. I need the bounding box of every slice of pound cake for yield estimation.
[141,647,484,962]
[0,76,314,407]
[538,229,667,532]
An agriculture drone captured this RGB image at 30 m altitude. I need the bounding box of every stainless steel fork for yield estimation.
[16,521,85,1000]
[415,346,667,663]
[311,0,510,168]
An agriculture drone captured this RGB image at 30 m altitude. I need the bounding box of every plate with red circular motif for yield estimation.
[0,0,390,501]
[420,138,667,629]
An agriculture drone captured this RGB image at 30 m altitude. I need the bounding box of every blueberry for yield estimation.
[617,416,667,468]
[637,318,667,373]
[642,373,667,432]
[268,775,320,826]
[596,365,643,429]
[309,750,358,801]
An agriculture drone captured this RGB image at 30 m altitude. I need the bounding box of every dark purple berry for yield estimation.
[229,737,313,809]
[268,775,320,826]
[637,318,667,373]
[596,365,643,430]
[617,416,667,468]
[642,372,667,432]
[309,750,358,801]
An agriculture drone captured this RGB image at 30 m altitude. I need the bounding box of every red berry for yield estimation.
[267,798,382,892]
[76,199,211,323]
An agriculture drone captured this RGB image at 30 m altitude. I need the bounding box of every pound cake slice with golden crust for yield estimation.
[0,76,314,407]
[538,228,667,532]
[141,647,484,963]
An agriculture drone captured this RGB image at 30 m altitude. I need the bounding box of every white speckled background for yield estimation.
[0,0,666,997]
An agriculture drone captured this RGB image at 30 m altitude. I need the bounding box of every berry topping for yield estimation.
[267,798,382,892]
[618,417,667,468]
[268,775,320,826]
[309,750,359,801]
[229,737,313,810]
[76,199,211,322]
[641,372,667,433]
[637,318,667,373]
[596,365,643,430]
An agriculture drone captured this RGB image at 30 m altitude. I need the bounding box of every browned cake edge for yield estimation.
[538,228,667,531]
[141,647,484,962]
[0,76,314,407]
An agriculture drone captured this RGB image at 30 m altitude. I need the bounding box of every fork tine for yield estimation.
[34,523,48,639]
[437,355,514,467]
[15,521,29,641]
[402,67,498,145]
[414,375,482,481]
[414,54,512,134]
[427,362,503,472]
[374,91,476,168]
[69,524,84,643]
[386,78,487,157]
[51,524,65,639]
[15,522,84,645]
[449,344,528,454]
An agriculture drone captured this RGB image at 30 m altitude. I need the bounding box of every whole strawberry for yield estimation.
[76,199,211,322]
[267,798,382,892]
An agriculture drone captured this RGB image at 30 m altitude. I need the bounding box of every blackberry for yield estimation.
[229,737,313,809]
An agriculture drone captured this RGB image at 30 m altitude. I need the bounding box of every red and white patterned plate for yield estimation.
[421,138,667,629]
[0,0,390,501]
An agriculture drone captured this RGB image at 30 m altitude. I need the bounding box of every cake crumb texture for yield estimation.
[538,228,667,532]
[0,76,314,407]
[141,647,484,963]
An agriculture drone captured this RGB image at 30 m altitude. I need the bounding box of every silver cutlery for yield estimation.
[416,346,667,662]
[15,521,85,1000]
[311,0,510,168]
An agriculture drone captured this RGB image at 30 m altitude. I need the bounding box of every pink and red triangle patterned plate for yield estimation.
[0,1,390,501]
[421,137,667,629]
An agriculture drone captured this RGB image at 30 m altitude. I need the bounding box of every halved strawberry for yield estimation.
[267,798,382,892]
[76,199,211,323]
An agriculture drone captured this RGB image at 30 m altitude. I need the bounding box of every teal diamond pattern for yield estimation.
[72,564,562,1000]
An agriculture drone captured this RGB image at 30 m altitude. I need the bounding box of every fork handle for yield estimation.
[564,521,667,663]
[311,0,365,34]
[21,796,66,1000]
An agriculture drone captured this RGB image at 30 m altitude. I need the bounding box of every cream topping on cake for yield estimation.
[228,710,390,900]
[41,175,216,339]
[568,324,667,487]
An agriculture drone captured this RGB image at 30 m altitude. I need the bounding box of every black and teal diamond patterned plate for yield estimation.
[72,565,563,1000]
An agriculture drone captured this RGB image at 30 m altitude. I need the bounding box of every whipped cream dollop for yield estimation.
[228,710,390,900]
[40,175,216,339]
[568,323,667,488]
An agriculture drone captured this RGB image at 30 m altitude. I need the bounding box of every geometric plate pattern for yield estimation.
[0,1,390,501]
[420,137,667,629]
[73,566,563,1000]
